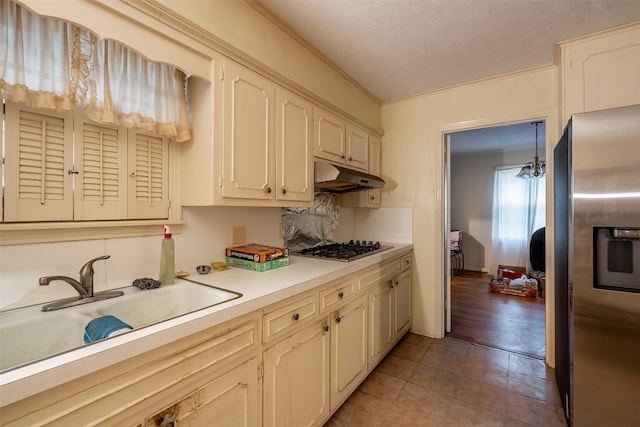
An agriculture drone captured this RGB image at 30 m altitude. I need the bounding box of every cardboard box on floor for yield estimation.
[497,264,527,278]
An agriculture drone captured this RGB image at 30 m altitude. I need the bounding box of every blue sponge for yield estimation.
[84,315,133,344]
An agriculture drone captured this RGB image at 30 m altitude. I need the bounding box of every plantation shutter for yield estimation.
[74,119,128,220]
[3,104,73,222]
[128,130,169,219]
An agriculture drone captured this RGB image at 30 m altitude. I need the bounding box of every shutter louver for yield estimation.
[74,120,127,220]
[82,124,120,203]
[19,111,66,202]
[3,105,73,221]
[128,131,169,219]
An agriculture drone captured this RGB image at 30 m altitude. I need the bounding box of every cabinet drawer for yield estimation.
[400,253,412,271]
[319,276,356,313]
[357,259,400,292]
[263,294,318,342]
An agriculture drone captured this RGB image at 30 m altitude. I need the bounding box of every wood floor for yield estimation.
[447,270,546,360]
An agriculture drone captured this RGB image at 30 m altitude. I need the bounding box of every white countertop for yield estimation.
[0,243,412,406]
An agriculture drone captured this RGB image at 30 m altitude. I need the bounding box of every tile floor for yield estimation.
[325,333,567,427]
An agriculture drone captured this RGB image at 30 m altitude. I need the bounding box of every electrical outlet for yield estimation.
[232,226,246,245]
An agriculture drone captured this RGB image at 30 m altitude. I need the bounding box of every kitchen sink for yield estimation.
[0,280,241,372]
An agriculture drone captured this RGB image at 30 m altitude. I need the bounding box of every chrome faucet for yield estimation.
[39,255,123,311]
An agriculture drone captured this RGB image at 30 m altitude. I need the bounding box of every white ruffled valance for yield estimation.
[0,0,191,141]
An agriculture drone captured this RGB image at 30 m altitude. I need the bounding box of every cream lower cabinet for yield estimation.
[330,293,368,411]
[368,278,394,368]
[262,318,331,427]
[358,256,411,369]
[0,315,260,426]
[146,357,260,427]
[393,269,412,340]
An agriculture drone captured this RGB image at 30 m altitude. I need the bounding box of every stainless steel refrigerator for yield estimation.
[554,104,640,426]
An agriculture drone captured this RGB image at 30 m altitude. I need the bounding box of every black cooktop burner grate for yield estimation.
[295,240,393,262]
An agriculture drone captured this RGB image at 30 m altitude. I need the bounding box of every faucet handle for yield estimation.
[79,255,111,276]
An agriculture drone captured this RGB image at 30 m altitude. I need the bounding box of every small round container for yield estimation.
[196,264,212,274]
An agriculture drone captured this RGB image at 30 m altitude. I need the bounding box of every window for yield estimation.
[491,165,546,270]
[3,102,170,222]
[0,0,182,242]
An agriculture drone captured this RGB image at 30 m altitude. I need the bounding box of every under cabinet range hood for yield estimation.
[314,161,385,193]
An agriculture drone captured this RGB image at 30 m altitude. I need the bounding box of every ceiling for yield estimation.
[258,0,640,103]
[257,0,638,154]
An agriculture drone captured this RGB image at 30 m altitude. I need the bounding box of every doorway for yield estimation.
[443,120,547,359]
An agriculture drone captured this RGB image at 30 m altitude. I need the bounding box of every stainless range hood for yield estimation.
[314,161,385,193]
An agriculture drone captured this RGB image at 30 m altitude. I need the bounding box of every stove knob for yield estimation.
[355,240,360,245]
[348,239,355,244]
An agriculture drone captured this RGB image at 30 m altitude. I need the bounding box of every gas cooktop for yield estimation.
[293,240,393,262]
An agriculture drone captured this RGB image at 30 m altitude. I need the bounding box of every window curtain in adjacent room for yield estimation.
[491,166,546,273]
[0,0,191,141]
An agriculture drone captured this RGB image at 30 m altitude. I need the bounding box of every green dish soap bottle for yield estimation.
[159,225,175,285]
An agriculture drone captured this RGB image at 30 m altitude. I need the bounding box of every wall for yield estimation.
[450,148,537,273]
[0,206,412,310]
[380,66,559,344]
[155,0,381,131]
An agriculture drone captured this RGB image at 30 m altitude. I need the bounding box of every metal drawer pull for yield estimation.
[335,316,341,323]
[338,292,344,299]
[323,325,330,332]
[292,313,300,321]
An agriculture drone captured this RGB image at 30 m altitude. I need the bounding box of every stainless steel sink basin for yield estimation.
[0,280,241,372]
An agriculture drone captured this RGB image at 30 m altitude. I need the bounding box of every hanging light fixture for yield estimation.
[516,121,545,179]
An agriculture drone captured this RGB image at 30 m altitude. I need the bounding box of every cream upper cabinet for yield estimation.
[262,318,330,427]
[330,293,368,411]
[275,88,314,203]
[345,123,369,171]
[314,107,369,172]
[558,23,640,125]
[341,134,382,208]
[314,107,346,164]
[222,59,276,200]
[194,58,313,206]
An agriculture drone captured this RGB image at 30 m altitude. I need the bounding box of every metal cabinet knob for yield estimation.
[292,313,300,321]
[281,187,287,194]
[323,325,330,332]
[335,316,341,323]
[265,186,272,194]
[338,292,344,299]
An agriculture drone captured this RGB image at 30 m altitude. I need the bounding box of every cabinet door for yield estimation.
[222,59,275,200]
[146,357,260,427]
[341,134,381,207]
[276,88,313,203]
[367,135,382,206]
[345,124,369,172]
[74,119,128,220]
[3,103,74,222]
[313,107,345,164]
[331,294,368,411]
[263,320,330,427]
[368,280,394,369]
[127,130,170,219]
[393,270,412,341]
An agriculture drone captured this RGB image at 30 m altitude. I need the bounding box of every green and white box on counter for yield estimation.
[225,256,290,272]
